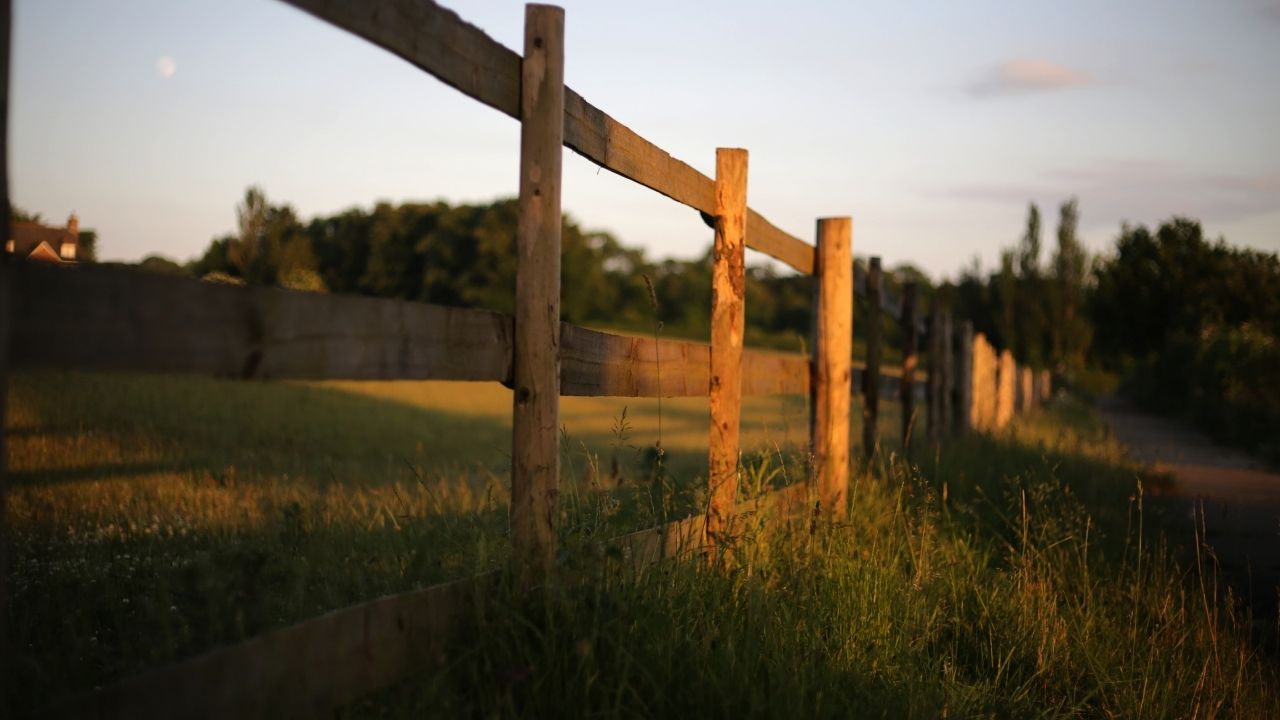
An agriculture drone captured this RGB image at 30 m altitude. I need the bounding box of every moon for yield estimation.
[156,56,177,79]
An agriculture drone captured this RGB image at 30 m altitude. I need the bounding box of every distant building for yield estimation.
[7,214,82,263]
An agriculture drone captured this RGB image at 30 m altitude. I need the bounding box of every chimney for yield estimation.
[67,212,79,237]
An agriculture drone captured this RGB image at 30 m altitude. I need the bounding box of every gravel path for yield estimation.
[1096,397,1280,635]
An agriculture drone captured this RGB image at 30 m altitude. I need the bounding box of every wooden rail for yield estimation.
[6,262,824,397]
[53,481,812,719]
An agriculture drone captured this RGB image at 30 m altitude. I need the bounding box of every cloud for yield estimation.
[156,56,177,79]
[969,58,1090,98]
[944,162,1280,228]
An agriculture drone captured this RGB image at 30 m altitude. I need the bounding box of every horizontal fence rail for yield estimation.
[7,263,922,398]
[52,480,813,719]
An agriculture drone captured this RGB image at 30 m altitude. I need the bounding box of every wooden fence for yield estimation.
[0,0,1053,716]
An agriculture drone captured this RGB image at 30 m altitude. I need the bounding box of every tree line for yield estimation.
[944,201,1279,462]
[135,187,1277,460]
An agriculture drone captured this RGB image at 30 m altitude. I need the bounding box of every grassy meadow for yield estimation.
[4,371,1278,717]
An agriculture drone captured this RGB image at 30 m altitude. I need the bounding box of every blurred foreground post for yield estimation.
[900,282,918,450]
[812,217,852,518]
[706,148,747,551]
[0,0,10,665]
[511,3,564,589]
[862,257,882,459]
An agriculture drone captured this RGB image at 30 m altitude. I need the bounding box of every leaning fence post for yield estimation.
[812,217,852,518]
[862,257,882,460]
[706,148,748,552]
[511,3,564,589]
[900,282,918,450]
[957,321,973,434]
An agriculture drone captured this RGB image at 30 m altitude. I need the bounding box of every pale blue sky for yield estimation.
[12,0,1280,278]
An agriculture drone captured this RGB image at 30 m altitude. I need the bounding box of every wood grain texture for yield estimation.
[8,263,823,399]
[8,263,514,381]
[52,572,500,720]
[811,217,852,518]
[900,282,918,450]
[862,257,882,459]
[511,4,564,588]
[560,325,808,397]
[706,148,748,550]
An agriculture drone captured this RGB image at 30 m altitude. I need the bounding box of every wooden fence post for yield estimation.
[1018,366,1033,413]
[862,256,882,460]
[956,321,973,434]
[511,3,564,588]
[812,217,852,518]
[926,296,941,443]
[900,282,918,450]
[706,148,748,550]
[941,309,953,436]
[995,350,1015,429]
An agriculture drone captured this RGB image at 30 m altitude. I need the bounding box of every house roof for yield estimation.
[9,221,77,259]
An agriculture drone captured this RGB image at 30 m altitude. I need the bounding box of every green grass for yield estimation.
[5,371,1276,717]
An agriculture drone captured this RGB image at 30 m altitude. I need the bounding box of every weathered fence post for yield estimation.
[511,3,564,588]
[862,257,882,460]
[995,350,1015,429]
[956,320,973,435]
[926,296,941,443]
[706,148,748,550]
[900,282,918,450]
[941,309,953,435]
[812,217,852,518]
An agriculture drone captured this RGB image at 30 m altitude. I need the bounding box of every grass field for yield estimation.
[5,371,1277,716]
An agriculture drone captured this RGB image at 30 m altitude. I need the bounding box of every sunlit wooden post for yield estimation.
[862,257,882,460]
[957,321,973,434]
[812,217,852,518]
[900,282,918,450]
[996,350,1015,429]
[511,3,564,589]
[706,148,747,552]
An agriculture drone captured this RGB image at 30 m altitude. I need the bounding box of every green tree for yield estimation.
[1051,198,1090,370]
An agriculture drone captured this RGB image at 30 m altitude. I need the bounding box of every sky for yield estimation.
[11,0,1280,280]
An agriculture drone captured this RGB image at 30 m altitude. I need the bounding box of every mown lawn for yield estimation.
[4,371,1276,717]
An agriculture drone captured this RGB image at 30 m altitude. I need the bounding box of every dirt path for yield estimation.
[1096,397,1280,633]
